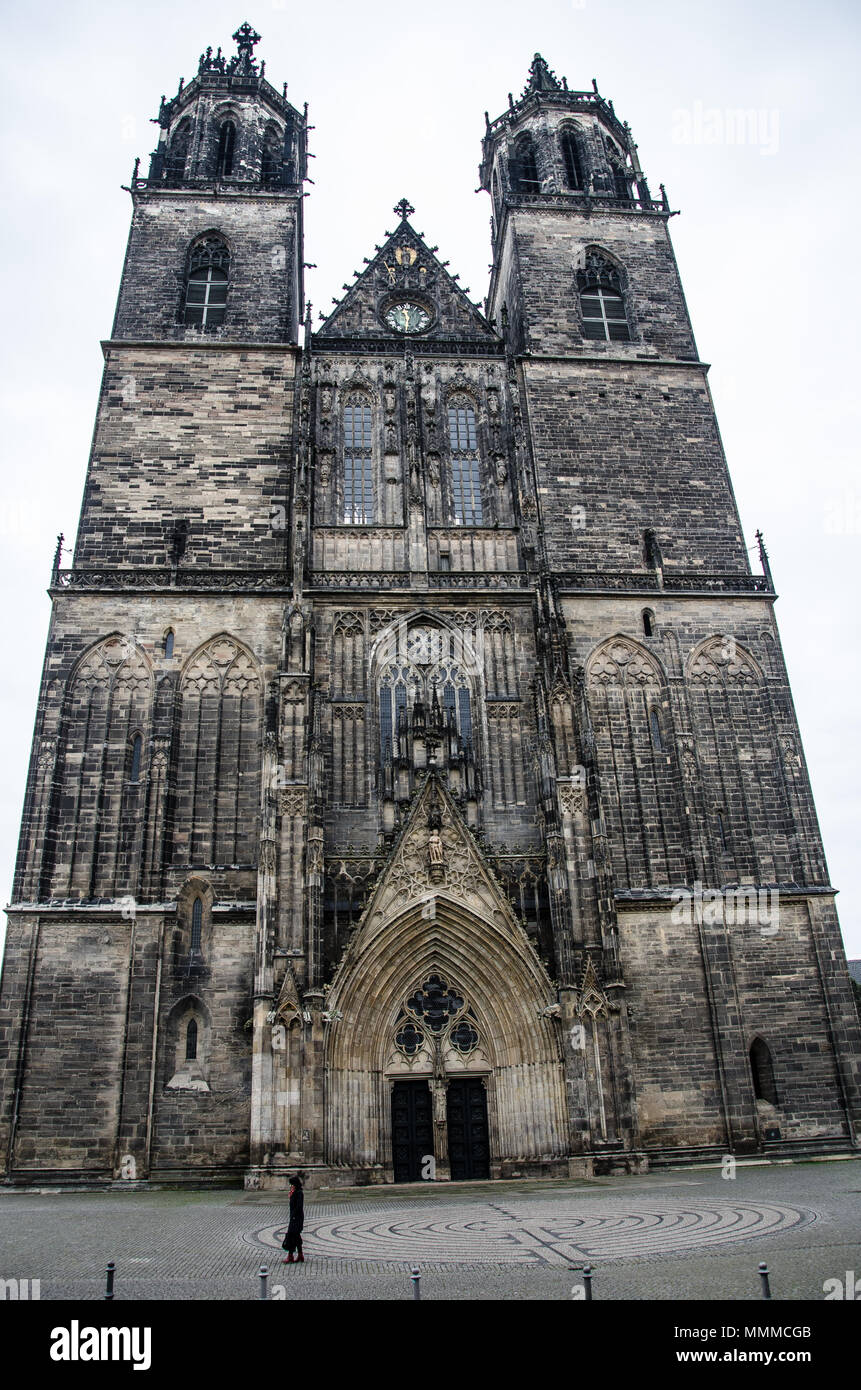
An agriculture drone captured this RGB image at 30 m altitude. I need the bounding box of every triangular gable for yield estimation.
[314,202,499,346]
[342,773,548,969]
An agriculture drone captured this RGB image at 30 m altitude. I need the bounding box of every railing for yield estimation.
[50,567,771,596]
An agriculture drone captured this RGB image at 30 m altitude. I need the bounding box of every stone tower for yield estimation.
[1,38,858,1189]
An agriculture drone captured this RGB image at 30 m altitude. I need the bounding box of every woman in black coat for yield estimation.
[282,1176,305,1263]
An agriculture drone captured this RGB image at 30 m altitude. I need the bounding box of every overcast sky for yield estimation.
[1,0,859,961]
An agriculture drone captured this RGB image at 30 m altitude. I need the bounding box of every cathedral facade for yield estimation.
[1,28,859,1188]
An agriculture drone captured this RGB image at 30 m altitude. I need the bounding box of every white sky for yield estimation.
[1,0,859,961]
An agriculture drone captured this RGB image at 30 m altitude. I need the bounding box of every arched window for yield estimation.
[448,399,483,525]
[166,118,192,185]
[129,734,143,783]
[560,129,585,190]
[511,136,540,194]
[185,1018,198,1061]
[215,119,236,177]
[261,124,282,186]
[343,397,374,523]
[184,236,229,330]
[642,609,655,637]
[191,896,203,952]
[750,1037,778,1105]
[164,629,175,658]
[577,252,630,342]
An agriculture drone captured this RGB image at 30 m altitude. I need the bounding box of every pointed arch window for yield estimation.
[184,236,230,330]
[560,129,585,190]
[164,629,175,658]
[511,136,540,194]
[215,119,237,177]
[649,708,664,753]
[378,626,474,766]
[448,400,483,525]
[185,1018,198,1061]
[750,1037,778,1105]
[191,896,203,952]
[577,253,630,342]
[343,398,374,523]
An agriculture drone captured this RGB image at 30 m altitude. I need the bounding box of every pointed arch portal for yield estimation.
[324,841,569,1177]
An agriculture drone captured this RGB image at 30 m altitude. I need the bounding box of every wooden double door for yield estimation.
[391,1077,490,1182]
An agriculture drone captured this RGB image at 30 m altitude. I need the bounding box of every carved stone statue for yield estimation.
[428,828,444,866]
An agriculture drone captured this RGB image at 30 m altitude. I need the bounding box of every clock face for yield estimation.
[383,301,432,334]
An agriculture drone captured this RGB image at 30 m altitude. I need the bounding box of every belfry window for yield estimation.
[448,401,482,525]
[560,129,585,190]
[215,119,236,177]
[511,136,540,194]
[261,124,282,186]
[166,118,192,184]
[184,236,230,330]
[343,399,374,523]
[577,253,630,343]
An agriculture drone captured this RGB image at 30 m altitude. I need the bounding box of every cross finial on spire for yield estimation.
[233,21,261,55]
[394,197,415,222]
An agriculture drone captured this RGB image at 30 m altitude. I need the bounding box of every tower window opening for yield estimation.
[185,1018,198,1062]
[750,1037,778,1105]
[185,265,228,329]
[215,119,237,177]
[191,896,203,952]
[261,124,282,186]
[343,400,374,523]
[642,609,655,637]
[512,137,540,195]
[164,629,175,658]
[560,130,585,190]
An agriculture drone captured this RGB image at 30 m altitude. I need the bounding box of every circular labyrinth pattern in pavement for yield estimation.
[249,1199,813,1266]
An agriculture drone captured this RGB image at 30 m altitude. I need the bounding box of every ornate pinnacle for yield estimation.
[233,21,261,54]
[394,197,415,222]
[522,53,563,97]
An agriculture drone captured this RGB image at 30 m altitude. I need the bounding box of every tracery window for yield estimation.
[392,975,481,1061]
[577,252,630,343]
[378,626,475,764]
[448,400,482,524]
[184,236,230,330]
[343,398,374,523]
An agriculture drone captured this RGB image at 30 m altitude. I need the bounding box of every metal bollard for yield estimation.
[759,1262,771,1300]
[583,1264,593,1301]
[104,1261,115,1300]
[411,1267,421,1301]
[259,1265,269,1300]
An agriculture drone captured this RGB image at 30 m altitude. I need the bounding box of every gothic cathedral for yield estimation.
[2,28,859,1188]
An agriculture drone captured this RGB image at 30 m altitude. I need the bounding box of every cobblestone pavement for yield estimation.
[1,1157,859,1301]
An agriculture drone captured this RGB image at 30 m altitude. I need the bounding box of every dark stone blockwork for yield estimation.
[1,34,858,1189]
